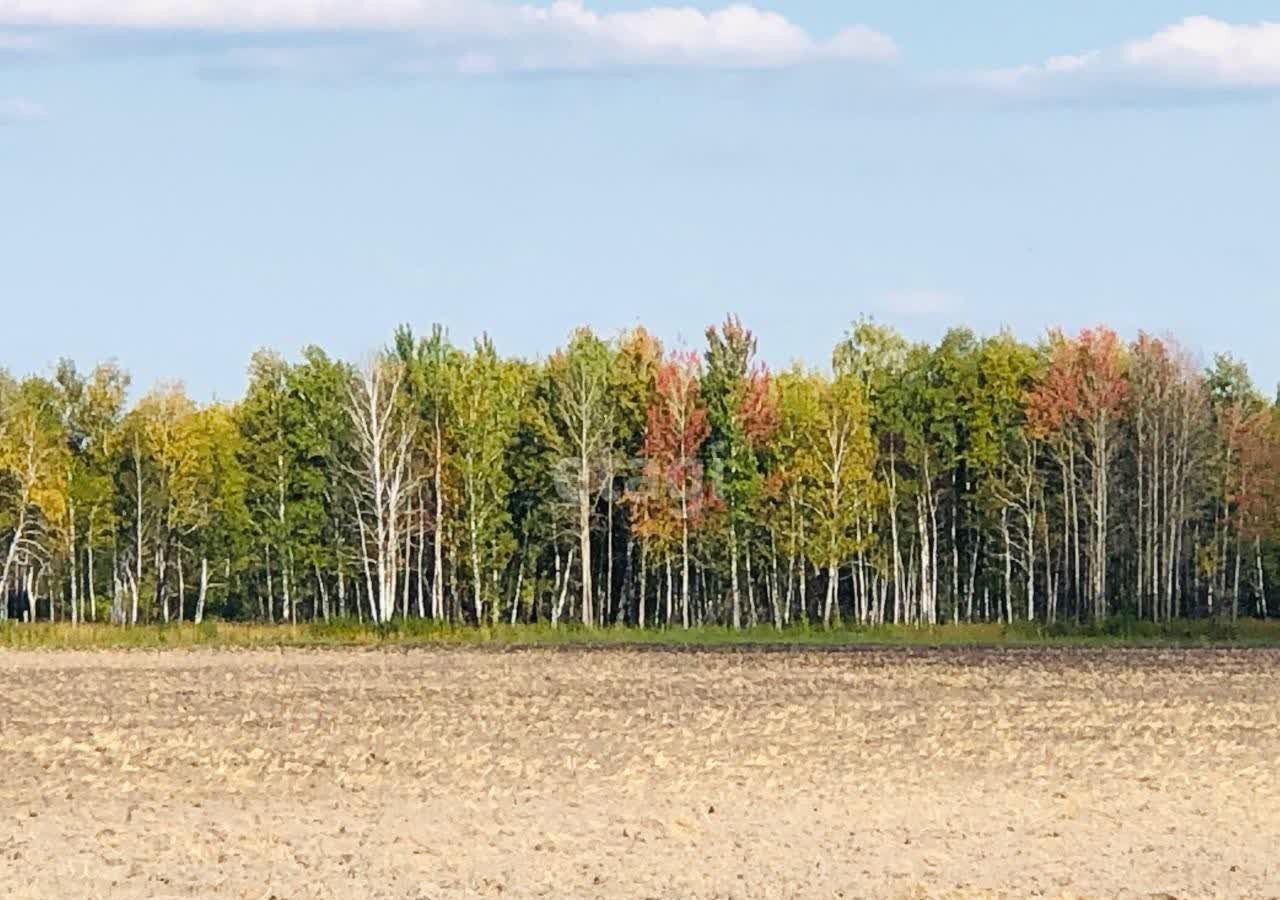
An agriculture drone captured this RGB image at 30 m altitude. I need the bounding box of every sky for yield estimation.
[2,1,1279,401]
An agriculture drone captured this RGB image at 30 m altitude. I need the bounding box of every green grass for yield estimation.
[2,616,1279,650]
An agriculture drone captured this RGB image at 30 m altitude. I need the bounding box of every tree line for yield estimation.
[2,319,1277,628]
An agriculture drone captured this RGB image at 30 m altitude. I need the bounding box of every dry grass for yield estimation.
[4,617,1279,650]
[1,647,1277,898]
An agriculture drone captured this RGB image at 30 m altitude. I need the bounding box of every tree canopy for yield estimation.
[3,321,1278,628]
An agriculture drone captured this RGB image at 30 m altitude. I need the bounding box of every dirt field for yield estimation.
[1,648,1277,899]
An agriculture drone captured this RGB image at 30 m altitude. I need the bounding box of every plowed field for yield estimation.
[2,648,1276,898]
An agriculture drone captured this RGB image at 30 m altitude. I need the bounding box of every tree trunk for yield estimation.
[887,453,902,625]
[176,552,185,623]
[578,448,594,628]
[1257,537,1268,619]
[68,497,78,626]
[637,543,647,629]
[665,554,674,627]
[134,438,144,623]
[605,462,614,626]
[284,552,294,624]
[1002,506,1013,624]
[0,507,27,625]
[433,417,445,621]
[416,488,426,619]
[403,517,412,620]
[338,566,347,619]
[823,562,838,628]
[729,519,742,630]
[510,546,526,626]
[129,566,139,626]
[315,562,329,622]
[265,543,276,623]
[195,557,209,624]
[86,511,97,622]
[552,547,575,628]
[680,488,691,630]
[917,494,932,627]
[469,495,483,625]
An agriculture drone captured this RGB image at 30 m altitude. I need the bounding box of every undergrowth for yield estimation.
[2,616,1278,650]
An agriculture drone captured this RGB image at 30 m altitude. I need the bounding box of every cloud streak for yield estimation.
[0,1,899,72]
[978,17,1280,97]
[8,7,1274,94]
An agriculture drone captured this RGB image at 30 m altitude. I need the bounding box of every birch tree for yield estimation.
[835,322,912,622]
[132,383,197,622]
[240,351,308,622]
[395,325,458,621]
[631,351,712,629]
[0,376,69,621]
[174,403,248,624]
[450,336,523,624]
[788,368,876,627]
[611,327,662,626]
[543,328,615,628]
[1028,328,1129,621]
[289,347,357,621]
[347,354,417,624]
[971,334,1044,622]
[768,366,823,626]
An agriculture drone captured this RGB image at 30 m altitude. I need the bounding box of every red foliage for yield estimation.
[1027,327,1129,439]
[629,352,716,543]
[705,314,778,448]
[739,366,778,447]
[1232,411,1280,540]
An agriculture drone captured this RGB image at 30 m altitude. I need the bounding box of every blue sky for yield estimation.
[2,1,1278,400]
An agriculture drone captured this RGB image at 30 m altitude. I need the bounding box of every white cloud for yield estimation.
[0,0,898,71]
[876,290,958,318]
[979,17,1280,95]
[825,25,899,64]
[0,0,485,29]
[0,96,46,122]
[1123,16,1280,87]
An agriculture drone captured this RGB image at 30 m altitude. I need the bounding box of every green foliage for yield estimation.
[450,335,525,621]
[5,317,1280,634]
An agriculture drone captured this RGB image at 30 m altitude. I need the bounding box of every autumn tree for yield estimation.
[631,351,712,629]
[1128,336,1211,621]
[0,375,69,621]
[1027,328,1129,621]
[50,360,130,623]
[1206,355,1269,620]
[802,369,875,627]
[173,403,248,623]
[131,383,199,622]
[4,316,1279,630]
[703,316,777,629]
[970,333,1044,622]
[611,326,662,625]
[835,321,912,622]
[768,366,821,625]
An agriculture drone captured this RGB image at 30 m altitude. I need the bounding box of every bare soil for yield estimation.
[1,647,1277,899]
